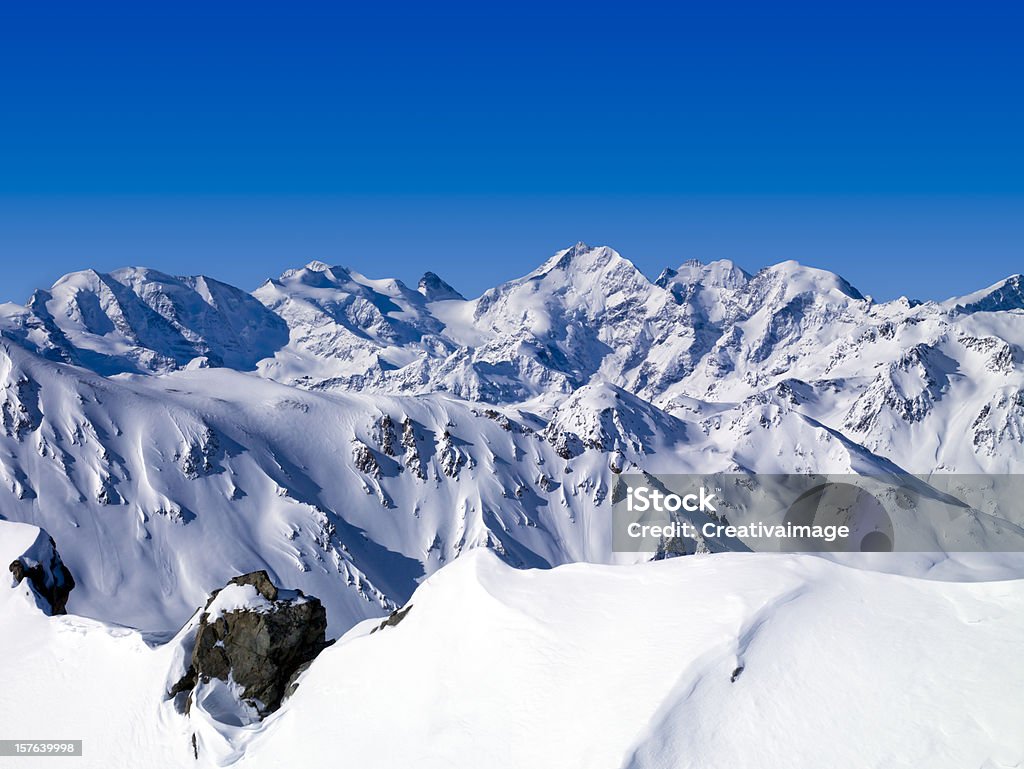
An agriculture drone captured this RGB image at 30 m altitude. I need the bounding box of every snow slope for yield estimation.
[1,545,1020,769]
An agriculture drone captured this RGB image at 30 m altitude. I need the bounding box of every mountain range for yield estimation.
[2,242,1024,635]
[3,242,1024,767]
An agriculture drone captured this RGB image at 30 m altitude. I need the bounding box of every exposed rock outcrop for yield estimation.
[352,440,382,478]
[8,533,75,615]
[370,604,412,633]
[401,416,426,479]
[169,570,331,720]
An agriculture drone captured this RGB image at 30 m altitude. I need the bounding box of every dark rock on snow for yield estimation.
[370,604,413,633]
[170,570,331,718]
[9,534,76,615]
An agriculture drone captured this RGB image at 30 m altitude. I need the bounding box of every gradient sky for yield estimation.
[1,1,1022,303]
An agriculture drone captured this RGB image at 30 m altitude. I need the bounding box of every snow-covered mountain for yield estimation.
[3,242,1024,767]
[2,242,1024,634]
[0,267,289,374]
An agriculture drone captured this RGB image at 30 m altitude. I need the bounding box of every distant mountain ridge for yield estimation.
[2,242,1024,635]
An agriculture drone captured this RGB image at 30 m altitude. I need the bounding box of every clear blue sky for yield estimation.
[1,1,1021,302]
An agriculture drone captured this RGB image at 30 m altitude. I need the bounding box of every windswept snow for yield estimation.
[1,547,1021,768]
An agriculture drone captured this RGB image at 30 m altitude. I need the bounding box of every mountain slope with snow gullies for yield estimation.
[2,242,1024,636]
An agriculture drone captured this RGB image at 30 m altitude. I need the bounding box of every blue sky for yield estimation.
[1,1,1021,302]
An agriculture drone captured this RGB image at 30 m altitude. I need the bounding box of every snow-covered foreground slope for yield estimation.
[1,545,1021,769]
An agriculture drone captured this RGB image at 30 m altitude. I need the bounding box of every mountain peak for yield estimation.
[950,274,1024,314]
[277,262,351,288]
[656,259,750,291]
[418,272,465,302]
[547,241,593,269]
[533,242,627,277]
[755,260,865,301]
[654,267,678,287]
